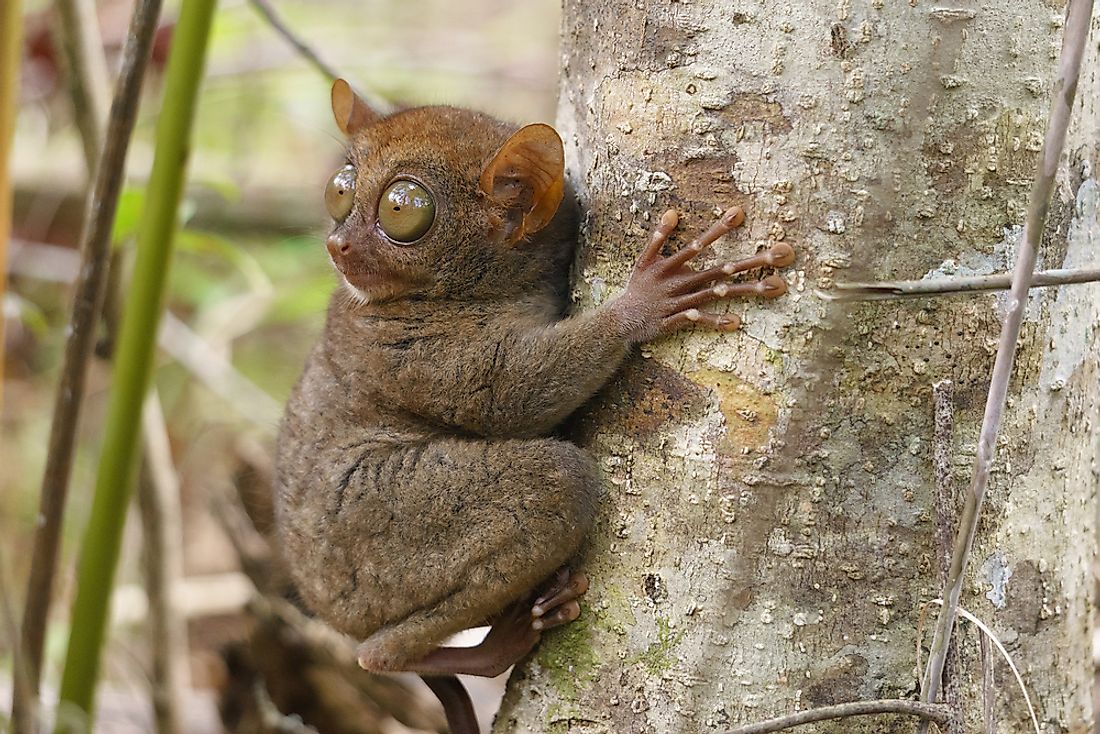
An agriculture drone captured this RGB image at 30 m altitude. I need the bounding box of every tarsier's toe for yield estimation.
[532,567,589,620]
[533,600,581,631]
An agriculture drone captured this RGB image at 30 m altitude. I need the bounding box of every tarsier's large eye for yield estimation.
[325,165,356,221]
[377,179,436,243]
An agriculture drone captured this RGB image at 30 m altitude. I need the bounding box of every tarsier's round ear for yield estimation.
[331,79,379,137]
[479,123,565,246]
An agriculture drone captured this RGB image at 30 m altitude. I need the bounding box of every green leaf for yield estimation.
[110,187,146,244]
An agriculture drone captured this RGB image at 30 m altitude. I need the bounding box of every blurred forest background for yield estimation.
[2,0,560,730]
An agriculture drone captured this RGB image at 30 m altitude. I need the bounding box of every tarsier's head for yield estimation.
[322,79,570,304]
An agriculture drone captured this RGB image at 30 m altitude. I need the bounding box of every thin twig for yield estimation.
[14,1,165,730]
[136,393,188,734]
[980,634,995,734]
[245,0,394,115]
[54,0,112,175]
[245,0,341,80]
[818,265,1100,301]
[723,699,951,734]
[918,0,1094,719]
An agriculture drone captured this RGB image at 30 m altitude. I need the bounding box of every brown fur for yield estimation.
[276,98,634,671]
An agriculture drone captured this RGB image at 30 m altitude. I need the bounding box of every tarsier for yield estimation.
[275,79,794,733]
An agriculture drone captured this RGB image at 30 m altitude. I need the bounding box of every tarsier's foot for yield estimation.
[372,567,590,678]
[532,566,589,631]
[363,599,537,678]
[618,207,794,337]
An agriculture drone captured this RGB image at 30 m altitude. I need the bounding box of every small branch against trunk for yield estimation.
[918,0,1095,716]
[14,1,165,730]
[723,699,952,734]
[53,0,112,176]
[930,380,962,732]
[819,265,1100,301]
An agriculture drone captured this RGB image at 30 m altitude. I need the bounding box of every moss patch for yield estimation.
[629,615,684,675]
[537,618,601,699]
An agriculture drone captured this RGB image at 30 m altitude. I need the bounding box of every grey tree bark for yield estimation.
[496,1,1098,732]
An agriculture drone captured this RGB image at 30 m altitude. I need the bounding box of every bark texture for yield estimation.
[497,2,1098,732]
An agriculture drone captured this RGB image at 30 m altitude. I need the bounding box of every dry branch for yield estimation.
[917,0,1095,714]
[245,0,393,116]
[821,265,1100,301]
[723,699,951,734]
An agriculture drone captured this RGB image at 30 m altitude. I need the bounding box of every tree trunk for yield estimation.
[497,2,1098,732]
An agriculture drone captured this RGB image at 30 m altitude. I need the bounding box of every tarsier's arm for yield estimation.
[381,208,794,437]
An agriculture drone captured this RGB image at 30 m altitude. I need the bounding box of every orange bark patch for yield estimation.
[690,368,778,455]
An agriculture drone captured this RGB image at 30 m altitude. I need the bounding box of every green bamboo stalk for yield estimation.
[0,0,23,413]
[54,0,219,728]
[14,2,165,730]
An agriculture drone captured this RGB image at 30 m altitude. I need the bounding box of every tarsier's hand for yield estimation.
[612,207,794,341]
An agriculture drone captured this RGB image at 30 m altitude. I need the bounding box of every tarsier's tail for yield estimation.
[421,674,479,734]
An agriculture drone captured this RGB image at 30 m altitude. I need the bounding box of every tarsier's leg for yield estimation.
[388,566,590,678]
[355,437,598,677]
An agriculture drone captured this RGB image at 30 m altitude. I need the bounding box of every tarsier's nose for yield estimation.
[326,234,353,258]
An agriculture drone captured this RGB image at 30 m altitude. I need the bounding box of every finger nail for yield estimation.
[722,206,745,228]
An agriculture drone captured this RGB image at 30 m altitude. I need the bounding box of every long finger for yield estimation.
[666,276,787,313]
[638,210,680,266]
[673,243,795,293]
[533,571,590,618]
[658,206,745,273]
[661,310,741,333]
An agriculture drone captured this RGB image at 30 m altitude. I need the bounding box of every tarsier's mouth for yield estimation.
[336,267,385,295]
[335,264,415,304]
